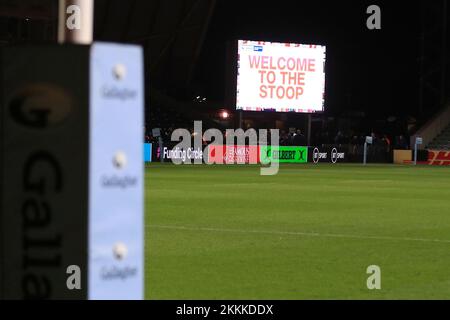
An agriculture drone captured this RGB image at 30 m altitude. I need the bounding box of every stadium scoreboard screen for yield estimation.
[236,40,326,113]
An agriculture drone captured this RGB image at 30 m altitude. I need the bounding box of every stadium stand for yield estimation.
[412,103,450,150]
[427,124,450,151]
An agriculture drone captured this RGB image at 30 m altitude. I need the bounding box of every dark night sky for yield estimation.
[195,0,424,117]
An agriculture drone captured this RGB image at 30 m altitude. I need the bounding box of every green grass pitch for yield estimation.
[144,164,450,299]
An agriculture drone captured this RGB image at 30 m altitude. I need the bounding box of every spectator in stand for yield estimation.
[280,130,290,146]
[371,132,377,145]
[395,135,409,150]
[350,135,359,156]
[334,131,344,145]
[383,134,391,152]
[320,131,330,146]
[293,129,306,146]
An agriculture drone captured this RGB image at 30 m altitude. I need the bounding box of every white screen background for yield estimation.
[236,40,326,113]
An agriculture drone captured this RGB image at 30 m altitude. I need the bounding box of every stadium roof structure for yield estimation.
[95,0,216,96]
[0,0,216,97]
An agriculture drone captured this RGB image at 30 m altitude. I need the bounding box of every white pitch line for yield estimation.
[147,224,450,244]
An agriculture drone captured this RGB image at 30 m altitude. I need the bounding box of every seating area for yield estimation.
[427,124,450,150]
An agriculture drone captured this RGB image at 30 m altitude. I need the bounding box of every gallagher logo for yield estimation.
[8,83,72,129]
